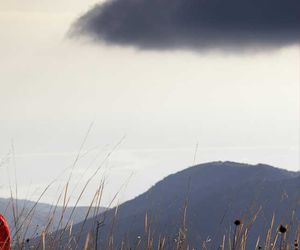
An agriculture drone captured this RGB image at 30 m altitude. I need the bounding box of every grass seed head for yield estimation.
[278,225,287,234]
[234,220,241,226]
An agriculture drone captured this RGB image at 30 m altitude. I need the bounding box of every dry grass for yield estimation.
[5,178,299,250]
[2,131,299,249]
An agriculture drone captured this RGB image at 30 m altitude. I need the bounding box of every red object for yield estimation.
[0,214,10,250]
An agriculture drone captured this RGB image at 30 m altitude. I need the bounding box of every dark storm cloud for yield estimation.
[71,0,300,51]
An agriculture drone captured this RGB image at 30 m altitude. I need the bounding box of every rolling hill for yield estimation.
[30,162,300,249]
[0,198,106,241]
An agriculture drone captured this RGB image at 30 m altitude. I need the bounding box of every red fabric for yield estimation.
[0,215,10,250]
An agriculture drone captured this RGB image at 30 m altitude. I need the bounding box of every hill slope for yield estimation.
[0,198,106,240]
[37,162,300,249]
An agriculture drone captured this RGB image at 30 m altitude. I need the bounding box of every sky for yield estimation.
[0,0,299,206]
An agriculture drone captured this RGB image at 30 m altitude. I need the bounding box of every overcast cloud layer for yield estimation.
[72,0,300,50]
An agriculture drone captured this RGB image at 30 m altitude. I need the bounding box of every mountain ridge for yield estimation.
[29,161,300,249]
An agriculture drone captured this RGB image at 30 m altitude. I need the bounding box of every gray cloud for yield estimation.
[71,0,300,51]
